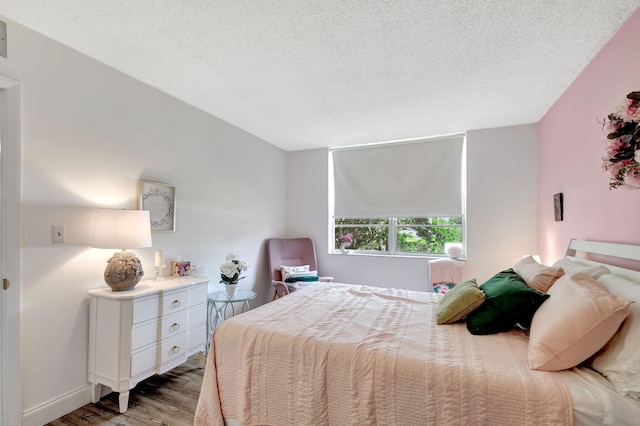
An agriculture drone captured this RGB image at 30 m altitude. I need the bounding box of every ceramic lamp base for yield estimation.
[104,249,144,291]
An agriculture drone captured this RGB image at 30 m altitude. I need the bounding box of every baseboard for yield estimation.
[22,385,92,426]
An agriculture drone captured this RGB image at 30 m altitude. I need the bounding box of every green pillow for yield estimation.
[466,269,549,335]
[437,279,486,324]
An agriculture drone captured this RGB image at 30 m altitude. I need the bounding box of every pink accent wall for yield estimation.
[538,8,640,264]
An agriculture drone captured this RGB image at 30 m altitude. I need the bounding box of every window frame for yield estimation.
[333,216,465,257]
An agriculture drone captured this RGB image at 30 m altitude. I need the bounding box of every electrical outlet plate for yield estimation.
[52,225,65,244]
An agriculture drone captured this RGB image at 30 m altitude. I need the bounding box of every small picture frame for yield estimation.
[139,180,176,232]
[554,193,563,222]
[170,261,191,277]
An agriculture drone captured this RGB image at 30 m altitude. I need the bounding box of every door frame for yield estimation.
[0,75,22,426]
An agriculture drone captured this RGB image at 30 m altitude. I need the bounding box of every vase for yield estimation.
[225,283,238,298]
[340,242,351,254]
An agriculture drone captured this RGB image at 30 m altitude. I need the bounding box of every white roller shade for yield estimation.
[332,135,464,218]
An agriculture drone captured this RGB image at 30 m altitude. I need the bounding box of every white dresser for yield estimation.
[87,276,209,413]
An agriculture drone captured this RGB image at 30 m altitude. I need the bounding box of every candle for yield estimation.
[154,250,164,267]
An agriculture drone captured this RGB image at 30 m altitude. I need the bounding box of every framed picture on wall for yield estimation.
[139,180,176,232]
[554,193,563,222]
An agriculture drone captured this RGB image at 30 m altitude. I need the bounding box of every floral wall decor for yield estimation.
[602,91,640,189]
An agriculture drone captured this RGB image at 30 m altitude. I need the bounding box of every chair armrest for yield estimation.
[271,280,290,298]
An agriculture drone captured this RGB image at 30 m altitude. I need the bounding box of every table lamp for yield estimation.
[91,208,153,291]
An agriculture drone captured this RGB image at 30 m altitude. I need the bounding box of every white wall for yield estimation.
[287,124,538,290]
[465,125,538,279]
[0,19,287,425]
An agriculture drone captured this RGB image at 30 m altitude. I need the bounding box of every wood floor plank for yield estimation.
[101,392,195,426]
[47,401,150,426]
[46,354,204,426]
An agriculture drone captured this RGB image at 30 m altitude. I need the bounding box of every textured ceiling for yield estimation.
[1,1,639,151]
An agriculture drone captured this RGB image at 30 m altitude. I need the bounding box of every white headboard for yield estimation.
[565,239,640,282]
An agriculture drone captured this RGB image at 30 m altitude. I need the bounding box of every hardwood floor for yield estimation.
[47,355,204,426]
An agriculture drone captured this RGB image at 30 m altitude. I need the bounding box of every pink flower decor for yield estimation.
[338,233,353,244]
[625,97,640,121]
[625,171,640,188]
[602,91,640,189]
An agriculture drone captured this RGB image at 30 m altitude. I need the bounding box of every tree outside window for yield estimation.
[334,217,463,255]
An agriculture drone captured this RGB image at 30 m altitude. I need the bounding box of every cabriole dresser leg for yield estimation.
[118,391,130,413]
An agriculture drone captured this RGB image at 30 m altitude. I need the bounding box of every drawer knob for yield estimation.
[170,345,180,354]
[171,300,181,308]
[170,323,180,332]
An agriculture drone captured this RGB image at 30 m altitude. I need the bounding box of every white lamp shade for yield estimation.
[91,209,152,249]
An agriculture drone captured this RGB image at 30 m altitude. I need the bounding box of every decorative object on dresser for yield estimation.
[139,180,176,231]
[171,260,192,277]
[88,275,210,413]
[91,208,153,291]
[154,249,166,281]
[219,253,248,298]
[601,90,640,189]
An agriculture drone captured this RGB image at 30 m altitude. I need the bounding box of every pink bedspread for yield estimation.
[195,283,573,425]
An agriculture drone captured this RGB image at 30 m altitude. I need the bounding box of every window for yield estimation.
[335,218,389,252]
[334,217,463,255]
[330,134,466,256]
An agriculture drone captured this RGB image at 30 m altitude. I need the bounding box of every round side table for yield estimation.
[206,289,257,355]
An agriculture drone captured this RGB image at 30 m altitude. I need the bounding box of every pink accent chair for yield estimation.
[428,258,465,294]
[267,237,333,299]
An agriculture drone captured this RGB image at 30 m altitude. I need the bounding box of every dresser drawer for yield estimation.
[160,311,189,341]
[130,344,158,378]
[132,295,160,324]
[131,318,159,352]
[162,289,189,315]
[189,283,208,306]
[159,334,188,369]
[188,304,207,330]
[187,325,207,355]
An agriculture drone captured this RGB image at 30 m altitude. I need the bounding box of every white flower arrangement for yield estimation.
[219,253,248,284]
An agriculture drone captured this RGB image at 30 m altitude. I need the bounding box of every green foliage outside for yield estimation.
[335,219,388,251]
[398,217,462,253]
[335,217,462,254]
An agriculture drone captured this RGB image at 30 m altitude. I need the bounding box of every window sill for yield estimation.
[330,251,466,261]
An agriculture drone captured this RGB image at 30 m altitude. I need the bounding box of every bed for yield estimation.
[195,240,640,425]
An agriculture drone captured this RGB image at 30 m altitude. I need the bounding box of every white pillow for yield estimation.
[280,265,310,281]
[552,258,610,279]
[513,255,564,293]
[591,274,640,399]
